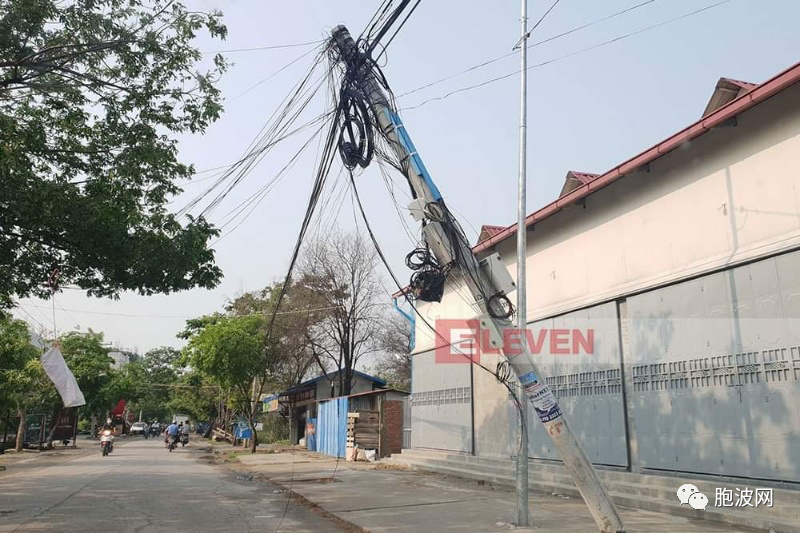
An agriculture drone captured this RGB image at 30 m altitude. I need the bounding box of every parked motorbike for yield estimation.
[180,433,189,447]
[100,429,114,456]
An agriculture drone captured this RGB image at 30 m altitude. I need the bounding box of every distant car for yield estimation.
[130,422,147,435]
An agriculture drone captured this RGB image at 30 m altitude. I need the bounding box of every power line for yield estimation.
[395,0,659,100]
[209,119,332,246]
[516,0,563,47]
[22,304,370,320]
[374,0,423,60]
[203,39,324,54]
[55,299,81,327]
[13,306,48,332]
[401,0,730,111]
[522,0,657,50]
[176,61,330,220]
[230,45,322,102]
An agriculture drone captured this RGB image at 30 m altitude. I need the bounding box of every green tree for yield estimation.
[103,360,148,413]
[166,370,220,426]
[137,346,182,421]
[183,315,279,452]
[0,316,39,408]
[0,0,228,307]
[226,282,321,389]
[0,315,50,451]
[58,331,113,419]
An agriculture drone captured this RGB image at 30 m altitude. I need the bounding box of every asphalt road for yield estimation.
[0,437,343,532]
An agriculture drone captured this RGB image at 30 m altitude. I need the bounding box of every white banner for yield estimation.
[41,347,86,408]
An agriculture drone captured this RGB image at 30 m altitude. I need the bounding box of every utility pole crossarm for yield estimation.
[328,24,625,533]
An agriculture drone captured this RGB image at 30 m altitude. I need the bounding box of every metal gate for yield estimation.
[411,351,472,452]
[522,301,628,467]
[627,250,800,481]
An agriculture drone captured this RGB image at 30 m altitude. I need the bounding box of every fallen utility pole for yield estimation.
[329,24,625,533]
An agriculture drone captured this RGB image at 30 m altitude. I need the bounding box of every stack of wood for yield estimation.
[354,410,380,456]
[211,427,233,443]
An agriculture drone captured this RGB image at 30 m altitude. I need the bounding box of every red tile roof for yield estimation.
[559,170,601,198]
[567,171,600,185]
[476,224,506,244]
[481,224,505,235]
[721,77,757,91]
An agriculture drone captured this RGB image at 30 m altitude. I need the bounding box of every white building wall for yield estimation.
[108,351,129,370]
[314,374,380,400]
[409,81,800,467]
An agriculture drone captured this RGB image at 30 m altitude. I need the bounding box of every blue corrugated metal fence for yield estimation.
[317,397,348,457]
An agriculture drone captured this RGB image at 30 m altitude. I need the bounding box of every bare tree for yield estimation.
[297,230,384,396]
[225,282,320,389]
[373,313,412,391]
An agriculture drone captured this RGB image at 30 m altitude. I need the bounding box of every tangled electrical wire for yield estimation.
[326,21,517,319]
[337,88,375,170]
[405,247,447,302]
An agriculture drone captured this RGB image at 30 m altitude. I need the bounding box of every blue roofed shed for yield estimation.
[273,369,387,445]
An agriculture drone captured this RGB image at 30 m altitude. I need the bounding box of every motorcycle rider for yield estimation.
[179,420,191,446]
[164,421,179,445]
[99,418,115,454]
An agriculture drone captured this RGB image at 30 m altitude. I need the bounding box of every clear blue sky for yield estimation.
[15,0,800,353]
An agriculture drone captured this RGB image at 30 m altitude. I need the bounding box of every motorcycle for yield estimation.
[180,433,189,447]
[166,434,178,452]
[100,429,114,456]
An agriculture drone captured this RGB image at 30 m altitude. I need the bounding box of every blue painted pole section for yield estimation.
[387,111,442,201]
[392,297,415,352]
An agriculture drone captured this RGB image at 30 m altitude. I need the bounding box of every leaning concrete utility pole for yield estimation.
[514,0,531,527]
[329,25,625,533]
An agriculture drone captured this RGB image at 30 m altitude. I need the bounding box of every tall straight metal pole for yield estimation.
[514,0,531,527]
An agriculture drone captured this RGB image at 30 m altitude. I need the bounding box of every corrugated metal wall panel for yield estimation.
[317,397,348,458]
[517,301,628,467]
[411,351,472,452]
[627,250,800,481]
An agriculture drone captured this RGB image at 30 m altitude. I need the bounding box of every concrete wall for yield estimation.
[408,81,800,480]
